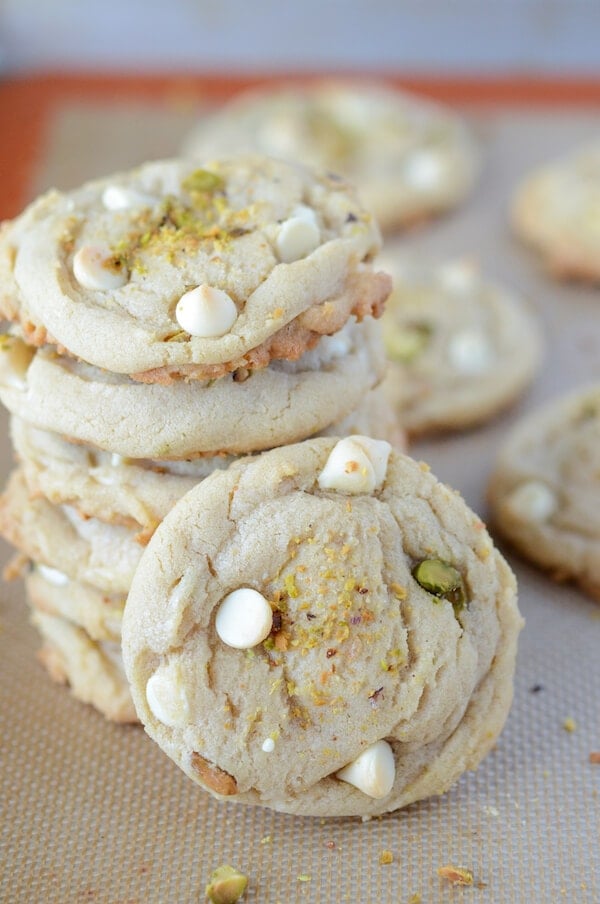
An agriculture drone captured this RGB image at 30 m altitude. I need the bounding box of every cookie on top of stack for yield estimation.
[0,154,396,721]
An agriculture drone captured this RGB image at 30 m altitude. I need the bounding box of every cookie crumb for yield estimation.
[589,752,600,764]
[379,850,394,865]
[408,895,422,904]
[563,717,577,733]
[437,865,474,886]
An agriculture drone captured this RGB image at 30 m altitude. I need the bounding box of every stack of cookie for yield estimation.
[0,154,395,722]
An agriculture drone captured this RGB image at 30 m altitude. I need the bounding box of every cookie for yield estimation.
[0,469,142,594]
[0,317,385,459]
[30,608,136,723]
[380,257,542,434]
[183,82,480,233]
[488,385,600,600]
[10,387,402,536]
[0,156,389,380]
[122,436,521,818]
[26,565,125,643]
[512,142,600,282]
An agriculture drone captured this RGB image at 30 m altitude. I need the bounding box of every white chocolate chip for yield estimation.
[447,328,492,375]
[506,480,557,522]
[437,259,479,294]
[336,739,395,799]
[110,453,125,467]
[175,285,238,338]
[261,738,275,753]
[102,185,156,211]
[215,588,273,649]
[348,436,392,487]
[318,436,391,495]
[275,209,320,263]
[146,661,190,727]
[404,149,446,191]
[37,564,70,586]
[73,244,128,291]
[0,337,34,390]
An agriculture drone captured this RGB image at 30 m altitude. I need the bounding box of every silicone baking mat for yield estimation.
[1,100,599,903]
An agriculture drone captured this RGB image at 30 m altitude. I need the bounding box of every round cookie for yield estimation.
[183,82,480,233]
[512,142,600,282]
[380,257,542,435]
[30,608,136,723]
[26,565,125,643]
[0,156,389,379]
[0,469,142,595]
[123,436,521,818]
[0,317,385,458]
[10,387,403,536]
[488,384,600,600]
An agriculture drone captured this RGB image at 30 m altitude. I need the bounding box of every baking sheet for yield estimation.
[1,100,599,904]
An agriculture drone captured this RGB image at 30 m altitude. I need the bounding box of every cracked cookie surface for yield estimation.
[123,437,521,817]
[0,155,388,379]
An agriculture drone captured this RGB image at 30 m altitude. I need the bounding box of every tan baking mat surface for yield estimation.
[1,101,599,904]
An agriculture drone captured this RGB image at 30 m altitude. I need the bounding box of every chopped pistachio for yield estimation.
[413,558,466,614]
[182,168,225,194]
[205,865,247,904]
[384,321,432,363]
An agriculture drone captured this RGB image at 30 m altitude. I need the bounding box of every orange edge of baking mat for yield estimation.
[1,71,600,219]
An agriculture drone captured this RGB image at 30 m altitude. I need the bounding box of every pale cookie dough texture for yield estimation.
[123,437,522,818]
[10,388,402,536]
[512,141,600,282]
[489,384,600,601]
[380,257,542,435]
[31,608,136,723]
[0,469,142,595]
[0,155,390,380]
[183,82,480,233]
[0,318,385,458]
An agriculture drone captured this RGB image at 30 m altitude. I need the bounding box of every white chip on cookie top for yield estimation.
[403,149,445,191]
[336,740,396,798]
[318,435,391,494]
[215,588,273,649]
[506,480,557,522]
[73,244,129,291]
[175,285,238,338]
[437,259,479,294]
[102,185,157,211]
[146,661,191,727]
[275,205,321,263]
[447,328,492,375]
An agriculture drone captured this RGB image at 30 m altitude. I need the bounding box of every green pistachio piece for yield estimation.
[384,322,432,364]
[182,168,225,194]
[205,865,248,904]
[412,559,466,614]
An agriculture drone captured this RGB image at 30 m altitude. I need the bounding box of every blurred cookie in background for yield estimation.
[512,141,600,283]
[380,257,542,435]
[488,384,600,601]
[182,82,480,233]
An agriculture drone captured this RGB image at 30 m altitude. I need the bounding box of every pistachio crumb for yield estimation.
[297,875,312,883]
[563,717,577,733]
[412,558,466,614]
[205,865,247,903]
[437,865,474,886]
[379,850,394,865]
